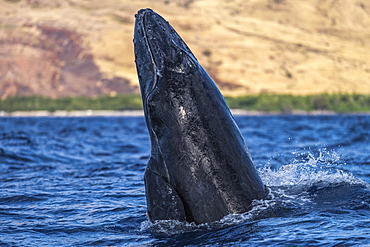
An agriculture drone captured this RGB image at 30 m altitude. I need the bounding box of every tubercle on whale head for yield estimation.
[133,8,198,101]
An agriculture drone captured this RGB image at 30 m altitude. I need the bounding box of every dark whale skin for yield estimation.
[133,8,266,224]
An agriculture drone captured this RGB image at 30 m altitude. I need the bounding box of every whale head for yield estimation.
[134,8,198,103]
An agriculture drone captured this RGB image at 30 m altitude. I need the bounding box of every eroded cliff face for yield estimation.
[0,0,369,98]
[0,24,137,98]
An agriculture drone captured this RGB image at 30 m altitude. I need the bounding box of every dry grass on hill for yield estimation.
[0,0,369,98]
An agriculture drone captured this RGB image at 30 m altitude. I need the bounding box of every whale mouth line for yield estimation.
[141,9,159,97]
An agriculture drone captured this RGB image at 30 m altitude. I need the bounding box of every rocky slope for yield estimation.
[0,0,369,98]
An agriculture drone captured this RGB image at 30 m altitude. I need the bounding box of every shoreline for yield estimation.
[1,109,369,117]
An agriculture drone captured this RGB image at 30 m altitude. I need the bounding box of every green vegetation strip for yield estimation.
[1,94,370,113]
[225,94,370,113]
[0,94,143,112]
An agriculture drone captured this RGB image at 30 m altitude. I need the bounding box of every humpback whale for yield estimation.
[133,8,266,224]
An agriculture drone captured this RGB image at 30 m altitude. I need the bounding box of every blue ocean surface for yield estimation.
[0,115,369,246]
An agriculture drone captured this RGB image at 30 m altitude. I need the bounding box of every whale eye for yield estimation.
[148,100,156,113]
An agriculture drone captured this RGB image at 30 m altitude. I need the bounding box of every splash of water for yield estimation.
[260,149,368,189]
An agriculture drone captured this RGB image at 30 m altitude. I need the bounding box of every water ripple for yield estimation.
[0,116,369,246]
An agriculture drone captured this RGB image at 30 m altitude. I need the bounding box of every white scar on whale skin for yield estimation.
[179,106,186,119]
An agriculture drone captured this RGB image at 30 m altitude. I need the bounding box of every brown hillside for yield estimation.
[0,0,369,98]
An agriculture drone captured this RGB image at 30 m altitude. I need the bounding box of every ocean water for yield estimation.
[0,115,369,246]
